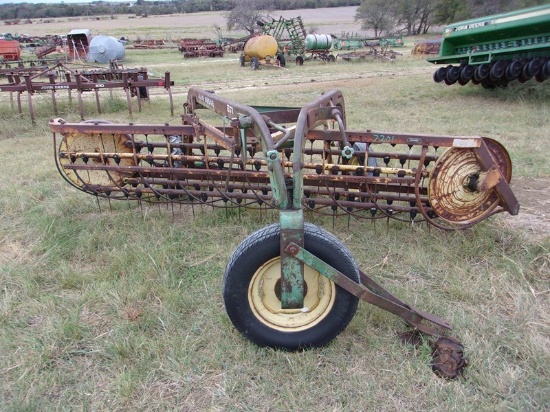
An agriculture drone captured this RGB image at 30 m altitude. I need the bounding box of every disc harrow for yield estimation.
[49,88,519,353]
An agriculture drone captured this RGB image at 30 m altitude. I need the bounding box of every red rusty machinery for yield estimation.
[67,29,90,61]
[49,88,518,232]
[0,63,174,123]
[411,39,441,56]
[178,39,224,58]
[0,39,21,61]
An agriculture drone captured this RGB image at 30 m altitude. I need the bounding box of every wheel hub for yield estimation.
[248,257,336,331]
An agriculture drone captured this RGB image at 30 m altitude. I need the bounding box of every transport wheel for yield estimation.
[58,119,136,188]
[250,57,259,70]
[505,60,522,81]
[459,65,475,84]
[444,65,461,85]
[433,66,447,82]
[296,55,304,66]
[277,54,286,67]
[536,73,547,83]
[223,223,360,350]
[517,70,529,83]
[239,55,245,67]
[474,64,490,82]
[525,59,541,78]
[489,61,505,81]
[481,80,496,89]
[428,138,512,225]
[328,54,336,62]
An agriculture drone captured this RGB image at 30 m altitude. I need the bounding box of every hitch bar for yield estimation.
[285,242,452,336]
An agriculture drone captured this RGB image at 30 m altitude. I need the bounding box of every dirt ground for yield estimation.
[6,7,365,40]
[500,177,550,241]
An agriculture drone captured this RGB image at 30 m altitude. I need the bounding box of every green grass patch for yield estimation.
[0,42,549,411]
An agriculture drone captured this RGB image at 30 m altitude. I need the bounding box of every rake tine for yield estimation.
[95,195,102,213]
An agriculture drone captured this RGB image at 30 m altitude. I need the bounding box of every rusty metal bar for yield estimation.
[0,63,175,120]
[285,242,452,336]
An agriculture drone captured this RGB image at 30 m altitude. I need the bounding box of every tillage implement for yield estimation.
[50,88,519,350]
[428,4,550,88]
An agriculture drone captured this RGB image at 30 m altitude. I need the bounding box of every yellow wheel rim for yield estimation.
[248,257,336,332]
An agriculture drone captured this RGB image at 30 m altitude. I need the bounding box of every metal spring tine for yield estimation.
[96,195,102,213]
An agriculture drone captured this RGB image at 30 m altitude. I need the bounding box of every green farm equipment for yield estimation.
[50,88,518,352]
[258,16,307,58]
[428,4,550,87]
[380,36,405,48]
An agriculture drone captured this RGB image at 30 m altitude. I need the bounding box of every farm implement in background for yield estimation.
[239,35,285,69]
[49,88,518,374]
[428,4,550,88]
[0,62,175,123]
[178,39,224,58]
[258,15,307,58]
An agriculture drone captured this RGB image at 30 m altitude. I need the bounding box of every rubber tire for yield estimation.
[433,66,447,83]
[250,57,259,70]
[277,53,286,67]
[525,59,541,78]
[505,60,522,81]
[444,65,460,85]
[296,55,304,66]
[489,61,505,81]
[474,64,490,82]
[223,223,360,350]
[459,65,475,84]
[239,55,245,67]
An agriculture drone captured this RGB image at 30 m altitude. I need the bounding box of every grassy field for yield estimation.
[1,35,549,411]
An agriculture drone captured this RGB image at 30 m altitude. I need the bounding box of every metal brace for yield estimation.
[285,242,452,336]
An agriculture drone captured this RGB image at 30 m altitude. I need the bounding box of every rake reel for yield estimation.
[50,88,519,350]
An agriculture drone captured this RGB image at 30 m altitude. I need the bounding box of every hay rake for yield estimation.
[50,88,519,350]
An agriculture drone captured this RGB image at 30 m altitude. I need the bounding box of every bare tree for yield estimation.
[394,0,437,35]
[226,0,273,35]
[355,0,395,37]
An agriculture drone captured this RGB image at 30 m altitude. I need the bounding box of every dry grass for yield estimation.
[1,17,549,411]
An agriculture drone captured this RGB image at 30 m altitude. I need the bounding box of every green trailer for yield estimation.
[427,5,550,88]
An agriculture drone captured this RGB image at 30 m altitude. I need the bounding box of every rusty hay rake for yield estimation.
[49,88,519,351]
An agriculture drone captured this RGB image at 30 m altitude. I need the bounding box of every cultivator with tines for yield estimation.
[50,88,519,355]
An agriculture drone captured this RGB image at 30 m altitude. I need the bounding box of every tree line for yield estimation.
[355,0,548,37]
[1,0,547,36]
[0,0,359,21]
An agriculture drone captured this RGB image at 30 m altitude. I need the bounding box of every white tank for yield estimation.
[88,35,125,63]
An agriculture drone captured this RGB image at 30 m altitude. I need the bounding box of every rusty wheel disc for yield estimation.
[428,139,511,225]
[59,120,136,188]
